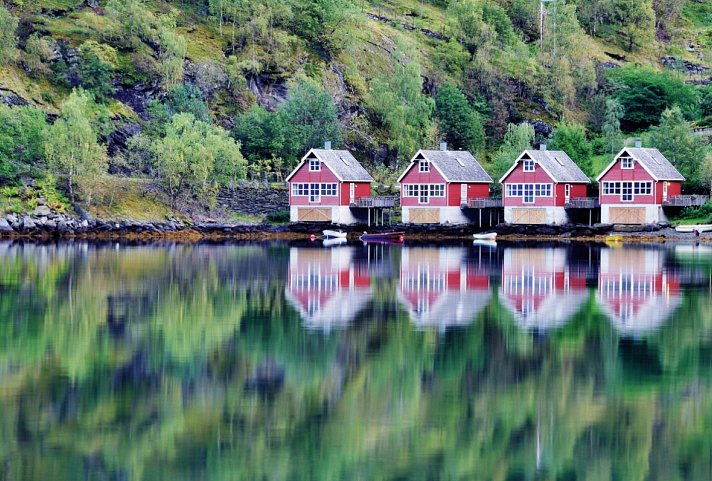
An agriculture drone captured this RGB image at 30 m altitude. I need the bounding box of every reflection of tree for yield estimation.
[2,244,712,480]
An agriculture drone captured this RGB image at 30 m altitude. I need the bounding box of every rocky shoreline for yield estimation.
[0,208,708,243]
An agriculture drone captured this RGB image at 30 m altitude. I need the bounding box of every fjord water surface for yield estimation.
[1,240,712,480]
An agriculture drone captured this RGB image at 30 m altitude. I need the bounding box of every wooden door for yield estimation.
[511,208,547,224]
[298,208,332,222]
[410,208,441,224]
[609,207,645,224]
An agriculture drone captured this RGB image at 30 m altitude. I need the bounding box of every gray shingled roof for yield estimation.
[418,150,493,182]
[311,149,374,182]
[623,148,684,181]
[522,150,590,183]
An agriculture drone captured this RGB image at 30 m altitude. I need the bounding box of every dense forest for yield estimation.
[0,0,711,219]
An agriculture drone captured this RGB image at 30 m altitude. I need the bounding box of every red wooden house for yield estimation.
[285,246,372,331]
[397,247,492,330]
[500,146,590,225]
[598,247,681,336]
[286,143,374,224]
[397,143,493,224]
[596,142,684,224]
[500,247,588,331]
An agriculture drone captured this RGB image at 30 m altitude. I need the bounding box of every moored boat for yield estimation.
[323,229,347,239]
[675,224,712,234]
[473,232,497,240]
[323,237,347,247]
[359,231,405,243]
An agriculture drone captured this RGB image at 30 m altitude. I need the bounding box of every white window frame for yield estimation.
[620,157,634,169]
[523,159,535,172]
[621,181,633,202]
[524,184,534,203]
[309,183,320,203]
[309,158,320,171]
[419,160,430,172]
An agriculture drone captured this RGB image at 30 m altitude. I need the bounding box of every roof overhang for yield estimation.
[596,148,661,182]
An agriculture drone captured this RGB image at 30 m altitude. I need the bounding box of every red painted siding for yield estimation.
[289,161,342,206]
[554,183,587,206]
[400,164,448,207]
[502,161,555,207]
[598,158,661,205]
[339,182,371,205]
[655,181,681,204]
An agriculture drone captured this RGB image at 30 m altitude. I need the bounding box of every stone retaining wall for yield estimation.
[217,186,289,216]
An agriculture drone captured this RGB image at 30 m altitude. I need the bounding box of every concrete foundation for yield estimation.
[290,206,362,225]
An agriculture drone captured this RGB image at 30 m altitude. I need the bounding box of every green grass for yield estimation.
[86,176,181,222]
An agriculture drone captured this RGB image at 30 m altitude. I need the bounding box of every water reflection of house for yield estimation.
[398,247,492,330]
[598,248,681,336]
[285,247,372,331]
[500,248,589,331]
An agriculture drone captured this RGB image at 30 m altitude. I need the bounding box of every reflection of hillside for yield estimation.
[285,247,372,331]
[500,248,588,331]
[598,248,681,336]
[397,247,492,330]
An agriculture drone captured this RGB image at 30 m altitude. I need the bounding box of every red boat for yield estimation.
[359,231,405,243]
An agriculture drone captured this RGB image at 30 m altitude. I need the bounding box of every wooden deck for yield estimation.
[462,198,503,208]
[565,197,600,209]
[351,196,398,208]
[662,195,709,207]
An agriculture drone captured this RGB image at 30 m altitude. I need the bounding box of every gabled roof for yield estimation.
[596,147,684,182]
[285,148,374,182]
[397,150,493,183]
[499,150,590,184]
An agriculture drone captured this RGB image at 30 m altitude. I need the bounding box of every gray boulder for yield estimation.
[21,216,36,230]
[0,218,13,233]
[34,205,52,216]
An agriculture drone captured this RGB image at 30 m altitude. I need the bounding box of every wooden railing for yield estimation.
[351,196,397,208]
[565,197,600,209]
[662,195,709,207]
[462,198,503,208]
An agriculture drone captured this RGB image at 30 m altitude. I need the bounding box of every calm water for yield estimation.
[2,240,712,480]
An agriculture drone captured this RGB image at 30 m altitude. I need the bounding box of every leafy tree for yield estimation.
[649,106,707,191]
[491,122,534,180]
[158,18,187,89]
[45,90,108,203]
[435,84,485,154]
[105,0,156,49]
[78,41,117,101]
[0,104,49,185]
[233,104,283,165]
[0,5,18,65]
[273,78,341,165]
[432,38,470,80]
[448,0,518,53]
[369,49,434,166]
[602,97,624,153]
[291,0,357,52]
[549,121,593,176]
[150,113,246,207]
[147,83,211,131]
[606,66,698,131]
[611,0,655,51]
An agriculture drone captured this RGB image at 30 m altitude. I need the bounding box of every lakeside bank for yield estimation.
[1,210,710,243]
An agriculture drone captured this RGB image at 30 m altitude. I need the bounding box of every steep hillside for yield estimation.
[0,0,710,218]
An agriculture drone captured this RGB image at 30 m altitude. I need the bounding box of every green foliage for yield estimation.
[435,83,485,154]
[649,106,708,191]
[78,41,117,101]
[0,104,49,185]
[105,0,156,49]
[448,0,518,54]
[369,48,434,165]
[149,113,246,207]
[491,122,534,180]
[290,0,357,52]
[550,121,593,177]
[611,0,656,51]
[602,97,625,153]
[45,89,108,203]
[148,83,211,129]
[606,66,699,132]
[22,34,54,78]
[0,5,18,66]
[158,18,188,90]
[234,78,341,170]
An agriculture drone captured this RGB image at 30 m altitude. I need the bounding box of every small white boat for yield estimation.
[323,237,347,247]
[675,224,712,234]
[473,239,497,249]
[323,229,347,239]
[473,232,497,240]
